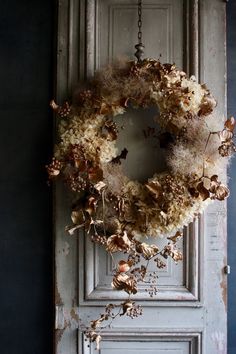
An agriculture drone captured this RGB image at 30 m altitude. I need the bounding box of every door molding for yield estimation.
[82,330,202,354]
[79,219,203,305]
[55,0,200,101]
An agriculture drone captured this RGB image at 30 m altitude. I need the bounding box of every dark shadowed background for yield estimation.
[0,1,54,353]
[0,1,235,353]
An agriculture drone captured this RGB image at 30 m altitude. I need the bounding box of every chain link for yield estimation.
[134,0,144,61]
[137,0,142,44]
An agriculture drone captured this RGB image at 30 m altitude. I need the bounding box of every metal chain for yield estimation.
[137,0,142,44]
[134,0,145,61]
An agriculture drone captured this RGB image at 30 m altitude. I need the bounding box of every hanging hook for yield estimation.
[134,0,145,62]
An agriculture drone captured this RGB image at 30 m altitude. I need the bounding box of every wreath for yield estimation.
[47,59,235,348]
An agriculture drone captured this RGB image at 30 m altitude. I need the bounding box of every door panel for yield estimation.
[79,222,200,303]
[98,0,183,67]
[54,1,227,353]
[83,332,201,354]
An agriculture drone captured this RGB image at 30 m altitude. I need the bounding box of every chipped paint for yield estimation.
[55,329,65,349]
[62,241,70,256]
[55,306,79,330]
[220,258,227,312]
[55,280,63,306]
[70,308,79,323]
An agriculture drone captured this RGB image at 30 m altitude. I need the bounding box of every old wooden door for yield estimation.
[54,1,228,353]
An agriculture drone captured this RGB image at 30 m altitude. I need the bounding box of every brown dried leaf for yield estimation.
[75,159,87,171]
[165,121,180,135]
[90,314,107,330]
[198,94,216,116]
[94,181,106,192]
[197,181,210,201]
[104,120,118,141]
[120,300,135,316]
[112,148,128,164]
[71,210,85,225]
[86,331,102,350]
[100,102,112,115]
[135,242,159,259]
[85,196,98,216]
[106,231,132,253]
[95,335,102,350]
[224,116,236,132]
[111,273,137,294]
[65,223,84,235]
[214,184,230,201]
[188,187,199,198]
[68,144,87,170]
[161,244,183,262]
[167,231,183,243]
[120,300,142,318]
[211,175,218,182]
[208,175,229,200]
[219,129,233,142]
[209,175,219,193]
[145,181,163,202]
[88,166,103,182]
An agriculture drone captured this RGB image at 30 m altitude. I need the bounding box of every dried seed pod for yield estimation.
[117,260,132,273]
[46,158,62,177]
[50,100,71,117]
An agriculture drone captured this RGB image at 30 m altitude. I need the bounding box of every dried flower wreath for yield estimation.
[47,58,235,349]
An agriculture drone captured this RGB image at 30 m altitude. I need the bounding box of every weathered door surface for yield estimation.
[54,1,227,353]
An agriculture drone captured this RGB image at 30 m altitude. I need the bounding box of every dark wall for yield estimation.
[0,1,54,353]
[227,2,236,354]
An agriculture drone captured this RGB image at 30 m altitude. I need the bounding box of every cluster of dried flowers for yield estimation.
[83,230,182,348]
[47,59,235,349]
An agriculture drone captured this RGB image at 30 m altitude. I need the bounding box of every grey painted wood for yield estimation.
[79,221,200,303]
[54,1,227,353]
[227,2,236,352]
[82,331,201,354]
[98,0,183,67]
